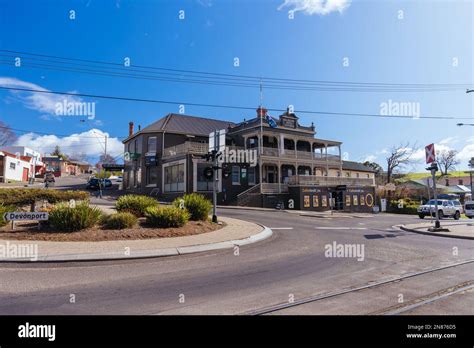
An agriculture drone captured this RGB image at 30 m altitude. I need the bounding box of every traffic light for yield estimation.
[204,167,214,180]
[222,167,231,179]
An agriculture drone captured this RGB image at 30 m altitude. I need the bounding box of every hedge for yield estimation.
[145,206,190,228]
[100,212,137,230]
[173,193,212,221]
[49,202,102,232]
[0,189,89,207]
[116,194,159,217]
[388,200,419,215]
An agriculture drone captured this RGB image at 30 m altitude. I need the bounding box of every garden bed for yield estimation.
[0,219,223,242]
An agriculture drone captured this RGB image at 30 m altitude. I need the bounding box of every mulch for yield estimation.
[0,220,223,242]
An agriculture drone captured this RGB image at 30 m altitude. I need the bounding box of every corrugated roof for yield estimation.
[342,160,376,173]
[139,114,235,136]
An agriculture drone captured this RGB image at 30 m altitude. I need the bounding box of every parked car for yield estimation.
[116,176,123,182]
[464,201,474,219]
[86,178,112,190]
[417,199,462,220]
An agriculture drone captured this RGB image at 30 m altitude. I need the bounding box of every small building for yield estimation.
[0,145,45,178]
[0,151,32,183]
[122,108,377,212]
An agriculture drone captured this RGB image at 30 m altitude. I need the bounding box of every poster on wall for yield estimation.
[304,195,310,208]
[313,195,319,207]
[366,194,374,207]
[353,195,358,206]
[345,195,351,207]
[321,195,327,207]
[360,195,365,206]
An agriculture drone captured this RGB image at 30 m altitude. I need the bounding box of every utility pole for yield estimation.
[259,78,264,194]
[212,131,218,223]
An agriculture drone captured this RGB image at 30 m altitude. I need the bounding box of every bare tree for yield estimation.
[386,142,417,184]
[436,149,459,175]
[0,121,17,146]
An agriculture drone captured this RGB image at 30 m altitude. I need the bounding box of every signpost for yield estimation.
[3,212,49,231]
[425,143,442,230]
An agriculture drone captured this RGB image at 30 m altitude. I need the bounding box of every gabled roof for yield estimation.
[342,161,376,173]
[124,114,235,142]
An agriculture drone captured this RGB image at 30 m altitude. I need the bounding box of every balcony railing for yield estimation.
[288,175,375,187]
[163,142,208,157]
[261,183,289,194]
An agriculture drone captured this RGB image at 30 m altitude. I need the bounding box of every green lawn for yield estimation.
[398,171,468,182]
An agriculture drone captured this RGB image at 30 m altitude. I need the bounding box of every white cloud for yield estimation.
[278,0,351,16]
[363,155,376,162]
[14,129,123,160]
[197,0,213,7]
[0,77,83,117]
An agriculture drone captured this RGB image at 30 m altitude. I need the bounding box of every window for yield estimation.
[337,171,341,177]
[459,179,463,185]
[197,163,213,191]
[9,162,15,170]
[164,163,185,192]
[367,174,370,178]
[232,166,240,185]
[146,166,158,186]
[147,137,157,153]
[345,172,351,177]
[248,167,256,185]
[356,173,360,178]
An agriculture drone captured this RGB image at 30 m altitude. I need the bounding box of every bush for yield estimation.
[0,204,15,227]
[0,189,89,207]
[116,195,159,217]
[388,200,419,215]
[49,202,102,232]
[100,212,137,230]
[173,193,212,221]
[145,206,189,228]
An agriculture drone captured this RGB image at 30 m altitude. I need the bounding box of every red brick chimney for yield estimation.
[128,122,134,137]
[256,107,268,118]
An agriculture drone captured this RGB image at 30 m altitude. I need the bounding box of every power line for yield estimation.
[0,86,471,120]
[1,49,471,92]
[0,125,123,139]
[1,59,463,93]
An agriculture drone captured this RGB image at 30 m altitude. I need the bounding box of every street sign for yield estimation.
[209,129,226,153]
[3,212,49,221]
[425,143,436,164]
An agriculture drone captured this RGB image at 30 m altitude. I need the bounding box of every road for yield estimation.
[0,203,473,315]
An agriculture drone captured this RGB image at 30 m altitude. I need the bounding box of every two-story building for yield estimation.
[122,107,377,212]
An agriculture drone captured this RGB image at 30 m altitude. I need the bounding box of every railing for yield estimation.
[237,184,261,206]
[163,142,208,157]
[261,183,289,194]
[288,175,375,187]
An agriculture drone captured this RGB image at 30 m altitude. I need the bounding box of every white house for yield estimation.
[0,146,45,178]
[0,151,32,183]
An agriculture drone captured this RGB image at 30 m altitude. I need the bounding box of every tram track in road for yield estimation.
[244,258,474,315]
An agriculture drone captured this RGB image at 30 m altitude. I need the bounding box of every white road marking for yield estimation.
[314,227,367,230]
[269,227,294,230]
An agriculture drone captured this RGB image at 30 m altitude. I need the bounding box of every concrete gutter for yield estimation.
[0,219,272,263]
[399,224,474,240]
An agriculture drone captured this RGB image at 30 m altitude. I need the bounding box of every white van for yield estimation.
[465,201,474,219]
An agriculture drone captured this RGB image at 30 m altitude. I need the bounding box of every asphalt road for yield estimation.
[0,205,473,315]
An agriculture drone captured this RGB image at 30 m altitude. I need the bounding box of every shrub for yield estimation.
[0,189,89,207]
[49,202,102,232]
[116,195,159,217]
[388,200,419,215]
[145,206,189,228]
[0,204,15,227]
[173,193,212,221]
[100,212,137,230]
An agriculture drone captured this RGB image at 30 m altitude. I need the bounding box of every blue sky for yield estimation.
[0,0,473,171]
